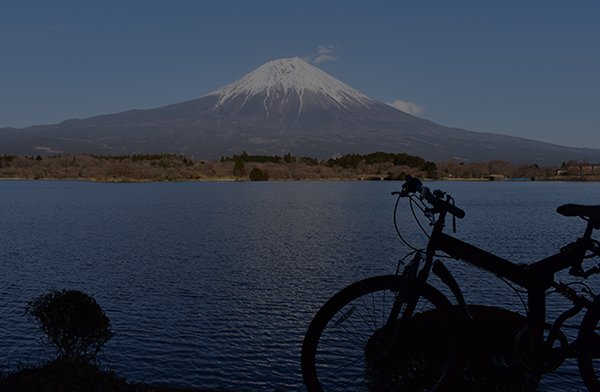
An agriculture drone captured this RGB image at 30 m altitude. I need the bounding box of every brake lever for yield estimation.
[446,195,457,233]
[569,266,586,278]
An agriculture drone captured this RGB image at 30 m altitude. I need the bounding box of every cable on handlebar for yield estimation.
[409,194,432,239]
[393,176,468,261]
[392,192,426,252]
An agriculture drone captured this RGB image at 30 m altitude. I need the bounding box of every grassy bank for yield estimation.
[5,152,589,183]
[0,153,432,182]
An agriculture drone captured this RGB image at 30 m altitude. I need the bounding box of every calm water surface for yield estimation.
[1,180,600,391]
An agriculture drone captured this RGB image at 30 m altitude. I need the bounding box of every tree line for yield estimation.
[0,152,594,182]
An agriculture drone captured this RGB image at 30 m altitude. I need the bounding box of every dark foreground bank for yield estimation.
[0,359,222,392]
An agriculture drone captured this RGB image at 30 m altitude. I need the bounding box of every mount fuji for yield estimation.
[1,57,598,164]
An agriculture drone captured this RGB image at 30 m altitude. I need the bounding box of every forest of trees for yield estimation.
[0,152,595,182]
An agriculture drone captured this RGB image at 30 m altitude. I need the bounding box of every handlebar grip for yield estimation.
[426,190,465,219]
[446,203,466,219]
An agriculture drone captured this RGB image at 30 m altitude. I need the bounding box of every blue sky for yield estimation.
[1,1,599,149]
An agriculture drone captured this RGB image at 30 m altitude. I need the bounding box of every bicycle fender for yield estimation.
[433,260,473,320]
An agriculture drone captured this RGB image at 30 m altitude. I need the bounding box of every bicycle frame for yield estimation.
[301,179,600,392]
[432,219,592,318]
[409,195,600,368]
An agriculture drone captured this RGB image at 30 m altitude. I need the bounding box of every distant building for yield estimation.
[559,162,599,176]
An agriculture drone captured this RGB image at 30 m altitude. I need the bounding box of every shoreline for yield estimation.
[1,176,599,183]
[1,153,597,183]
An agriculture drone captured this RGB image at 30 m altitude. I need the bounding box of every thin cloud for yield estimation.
[312,54,339,64]
[317,45,334,54]
[386,100,425,116]
[305,45,339,64]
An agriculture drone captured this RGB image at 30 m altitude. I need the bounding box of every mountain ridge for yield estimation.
[1,57,598,165]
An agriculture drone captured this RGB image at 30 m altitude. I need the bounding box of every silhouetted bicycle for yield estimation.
[301,176,600,391]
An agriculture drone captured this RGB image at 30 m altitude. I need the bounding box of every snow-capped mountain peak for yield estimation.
[3,56,596,165]
[205,57,377,113]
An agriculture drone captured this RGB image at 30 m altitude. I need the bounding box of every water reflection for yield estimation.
[0,180,599,390]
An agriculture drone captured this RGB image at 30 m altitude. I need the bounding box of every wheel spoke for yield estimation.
[302,276,460,392]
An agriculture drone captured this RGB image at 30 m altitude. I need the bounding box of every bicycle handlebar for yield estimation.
[393,176,466,219]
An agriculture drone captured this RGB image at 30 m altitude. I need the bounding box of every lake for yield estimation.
[1,180,600,391]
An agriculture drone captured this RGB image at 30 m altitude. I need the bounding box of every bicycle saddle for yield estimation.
[557,204,600,221]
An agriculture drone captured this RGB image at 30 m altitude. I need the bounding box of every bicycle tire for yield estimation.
[577,303,600,391]
[301,275,462,392]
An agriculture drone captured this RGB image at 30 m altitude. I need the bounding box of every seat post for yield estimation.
[527,282,547,343]
[583,219,600,239]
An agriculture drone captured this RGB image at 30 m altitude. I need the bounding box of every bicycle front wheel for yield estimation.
[301,275,461,392]
[577,303,600,391]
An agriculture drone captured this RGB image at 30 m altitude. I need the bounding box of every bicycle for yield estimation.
[301,175,600,391]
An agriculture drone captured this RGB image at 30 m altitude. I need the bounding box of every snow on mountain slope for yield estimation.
[205,57,378,118]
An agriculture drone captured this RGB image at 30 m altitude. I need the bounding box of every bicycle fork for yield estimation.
[377,252,432,354]
[377,252,473,357]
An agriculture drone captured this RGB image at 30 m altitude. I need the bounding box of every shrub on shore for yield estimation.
[26,289,114,363]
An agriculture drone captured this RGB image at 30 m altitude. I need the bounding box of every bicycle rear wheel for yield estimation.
[577,303,600,391]
[301,275,461,392]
